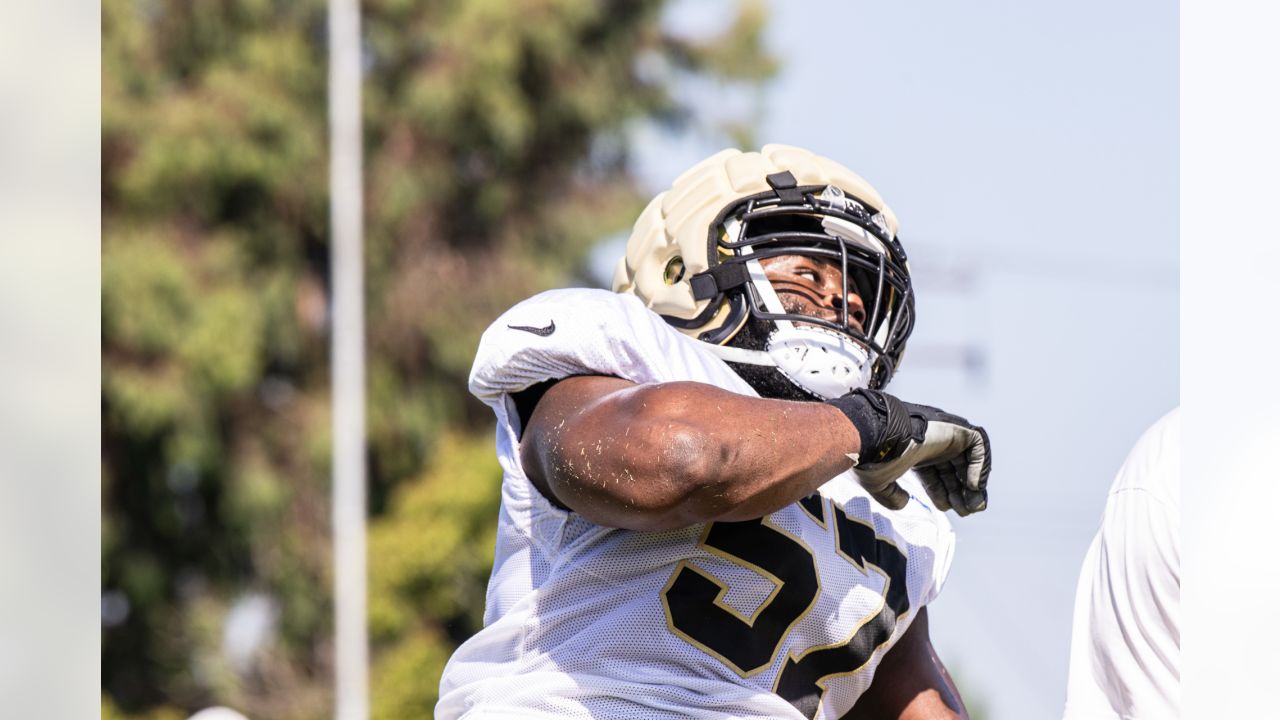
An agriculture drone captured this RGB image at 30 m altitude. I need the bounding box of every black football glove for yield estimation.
[826,388,991,515]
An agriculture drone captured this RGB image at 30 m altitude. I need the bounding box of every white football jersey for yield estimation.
[1063,409,1180,720]
[437,288,956,720]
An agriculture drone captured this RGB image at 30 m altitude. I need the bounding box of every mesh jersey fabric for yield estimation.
[1063,408,1180,720]
[437,288,957,720]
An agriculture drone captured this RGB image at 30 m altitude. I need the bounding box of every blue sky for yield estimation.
[630,2,1178,717]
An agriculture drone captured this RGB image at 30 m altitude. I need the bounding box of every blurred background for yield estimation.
[100,1,1176,719]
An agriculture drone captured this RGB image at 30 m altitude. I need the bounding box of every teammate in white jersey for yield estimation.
[1063,409,1180,719]
[438,145,993,719]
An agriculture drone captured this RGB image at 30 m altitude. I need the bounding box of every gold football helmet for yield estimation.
[613,144,914,394]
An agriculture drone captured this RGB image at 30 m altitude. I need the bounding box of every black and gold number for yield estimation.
[661,518,820,676]
[661,496,911,719]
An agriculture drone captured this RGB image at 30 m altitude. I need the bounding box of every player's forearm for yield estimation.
[543,381,860,530]
[676,390,861,524]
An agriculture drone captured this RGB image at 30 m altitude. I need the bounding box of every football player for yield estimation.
[436,145,992,719]
[1063,408,1180,719]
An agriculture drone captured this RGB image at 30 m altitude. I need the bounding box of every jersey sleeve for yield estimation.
[1063,409,1180,720]
[468,287,705,408]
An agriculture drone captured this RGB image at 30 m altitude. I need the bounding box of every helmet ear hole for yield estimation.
[663,257,686,285]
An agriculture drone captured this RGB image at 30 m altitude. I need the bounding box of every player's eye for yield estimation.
[796,270,819,283]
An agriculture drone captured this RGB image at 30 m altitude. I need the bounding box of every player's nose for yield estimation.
[813,267,866,333]
[828,289,866,334]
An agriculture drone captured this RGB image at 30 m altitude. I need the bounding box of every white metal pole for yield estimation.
[328,0,368,716]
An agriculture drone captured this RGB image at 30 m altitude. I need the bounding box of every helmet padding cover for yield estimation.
[612,144,899,341]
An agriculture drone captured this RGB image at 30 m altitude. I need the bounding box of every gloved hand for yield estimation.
[826,388,990,515]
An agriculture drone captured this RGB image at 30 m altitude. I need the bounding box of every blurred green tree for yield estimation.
[102,0,774,717]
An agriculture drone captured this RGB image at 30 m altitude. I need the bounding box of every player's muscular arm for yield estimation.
[518,375,861,531]
[843,608,969,720]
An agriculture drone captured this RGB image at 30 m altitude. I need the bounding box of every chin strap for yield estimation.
[701,342,775,366]
[700,251,806,368]
[689,263,751,301]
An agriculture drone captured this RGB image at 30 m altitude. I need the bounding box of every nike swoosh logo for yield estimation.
[507,320,556,337]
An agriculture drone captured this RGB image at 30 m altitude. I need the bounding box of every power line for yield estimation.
[908,243,1177,290]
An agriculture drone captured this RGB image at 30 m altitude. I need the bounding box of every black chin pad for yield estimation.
[725,361,822,402]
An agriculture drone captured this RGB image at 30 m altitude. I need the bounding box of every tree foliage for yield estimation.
[102,0,774,716]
